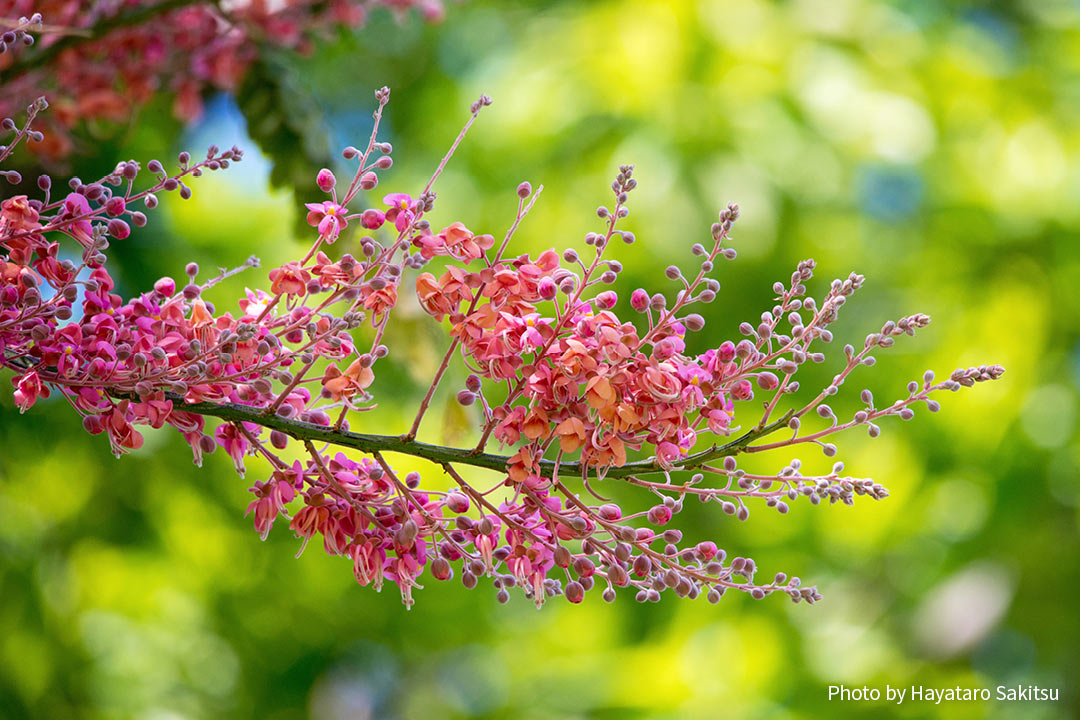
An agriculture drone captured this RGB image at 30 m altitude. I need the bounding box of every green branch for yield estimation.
[162,396,795,479]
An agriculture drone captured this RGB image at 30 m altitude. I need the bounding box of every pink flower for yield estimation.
[215,422,252,476]
[436,222,494,263]
[239,288,273,318]
[304,201,348,241]
[102,402,145,457]
[655,441,683,468]
[350,538,387,590]
[61,193,95,247]
[383,193,416,232]
[12,371,50,413]
[246,472,297,541]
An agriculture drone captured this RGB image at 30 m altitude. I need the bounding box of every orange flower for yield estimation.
[522,407,551,440]
[555,417,587,453]
[268,262,311,296]
[585,375,616,410]
[322,358,375,401]
[362,282,398,319]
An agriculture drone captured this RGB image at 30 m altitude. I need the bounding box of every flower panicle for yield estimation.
[1,88,1003,609]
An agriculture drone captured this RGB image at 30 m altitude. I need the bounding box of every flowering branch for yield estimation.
[0,0,449,157]
[1,86,1004,610]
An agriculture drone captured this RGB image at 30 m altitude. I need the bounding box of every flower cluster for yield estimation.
[0,0,445,157]
[1,88,1004,609]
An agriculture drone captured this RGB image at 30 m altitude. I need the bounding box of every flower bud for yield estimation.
[517,182,532,198]
[596,290,617,309]
[361,209,385,229]
[732,379,753,401]
[83,414,104,434]
[198,434,217,455]
[554,545,572,568]
[683,313,705,332]
[757,371,779,390]
[598,503,622,521]
[432,557,452,581]
[457,390,476,406]
[565,581,585,604]
[154,277,175,295]
[107,218,130,239]
[537,277,557,301]
[445,492,470,513]
[647,505,672,526]
[316,168,336,192]
[105,197,125,216]
[630,288,649,312]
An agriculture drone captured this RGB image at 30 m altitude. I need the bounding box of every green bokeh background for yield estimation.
[1,0,1078,718]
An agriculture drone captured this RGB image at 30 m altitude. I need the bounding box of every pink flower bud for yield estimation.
[691,542,717,563]
[757,371,779,390]
[154,277,175,295]
[107,218,130,239]
[538,277,557,301]
[316,168,336,192]
[82,414,104,434]
[647,505,673,526]
[684,313,705,332]
[630,288,649,312]
[718,340,735,362]
[598,503,622,521]
[431,556,453,581]
[361,209,385,229]
[565,581,585,604]
[445,492,470,513]
[596,290,617,309]
[732,379,754,401]
[105,196,126,216]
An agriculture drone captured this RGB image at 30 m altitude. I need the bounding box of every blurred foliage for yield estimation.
[2,0,1079,718]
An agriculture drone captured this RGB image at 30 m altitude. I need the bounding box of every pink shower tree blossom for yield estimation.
[0,88,1004,609]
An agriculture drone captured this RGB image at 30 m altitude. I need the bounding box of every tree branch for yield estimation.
[155,394,795,479]
[2,0,206,81]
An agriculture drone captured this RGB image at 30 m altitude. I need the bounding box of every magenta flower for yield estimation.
[246,473,297,541]
[383,193,416,232]
[61,192,95,247]
[215,422,252,476]
[12,371,49,413]
[304,201,348,241]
